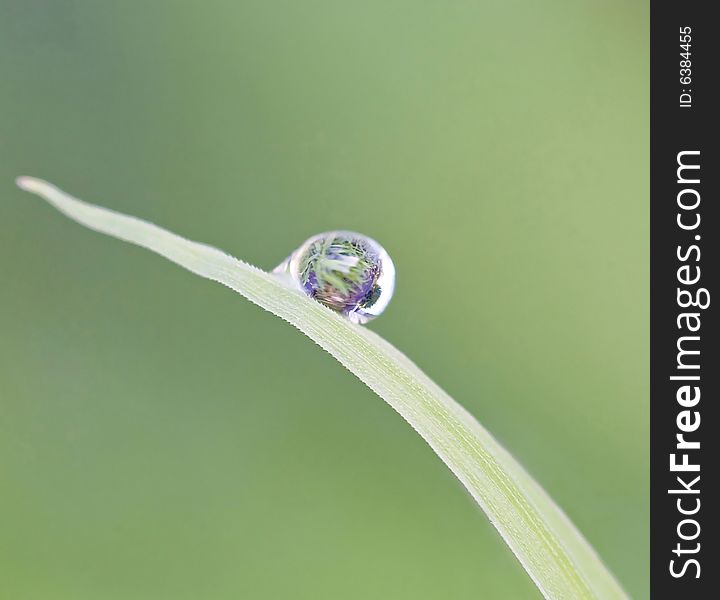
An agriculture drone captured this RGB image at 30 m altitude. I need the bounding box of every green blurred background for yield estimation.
[1,1,647,598]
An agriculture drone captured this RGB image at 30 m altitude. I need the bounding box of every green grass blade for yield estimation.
[16,176,629,600]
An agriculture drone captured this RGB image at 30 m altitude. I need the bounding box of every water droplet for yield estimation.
[273,231,395,324]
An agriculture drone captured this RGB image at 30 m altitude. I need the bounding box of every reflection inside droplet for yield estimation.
[273,231,395,324]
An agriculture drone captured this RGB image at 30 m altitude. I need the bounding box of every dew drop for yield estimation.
[273,231,395,324]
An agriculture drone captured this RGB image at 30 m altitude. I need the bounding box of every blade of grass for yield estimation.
[16,176,628,600]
